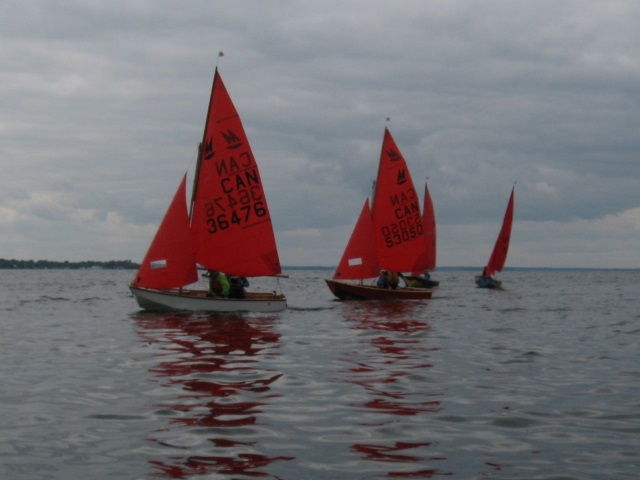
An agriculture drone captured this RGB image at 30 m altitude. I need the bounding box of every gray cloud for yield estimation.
[1,0,640,268]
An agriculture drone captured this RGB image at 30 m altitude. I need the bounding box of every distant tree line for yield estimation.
[0,259,139,269]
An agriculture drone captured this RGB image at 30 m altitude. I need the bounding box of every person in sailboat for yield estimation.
[402,273,423,288]
[207,270,230,298]
[229,276,249,299]
[388,271,400,289]
[377,270,390,289]
[481,267,495,281]
[398,272,416,287]
[418,272,433,287]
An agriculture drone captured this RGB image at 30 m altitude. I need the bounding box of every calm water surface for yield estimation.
[0,269,639,479]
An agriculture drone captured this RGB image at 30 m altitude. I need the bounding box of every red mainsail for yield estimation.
[371,128,428,273]
[133,174,198,289]
[333,199,380,280]
[190,69,281,277]
[485,187,515,277]
[412,182,437,275]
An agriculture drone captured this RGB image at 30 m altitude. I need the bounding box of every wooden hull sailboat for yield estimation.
[130,65,286,312]
[326,279,431,300]
[475,187,515,289]
[327,128,432,301]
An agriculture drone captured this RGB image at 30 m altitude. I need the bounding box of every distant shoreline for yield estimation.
[0,259,139,270]
[282,266,640,271]
[0,260,637,271]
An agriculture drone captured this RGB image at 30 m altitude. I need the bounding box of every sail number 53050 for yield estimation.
[381,217,423,248]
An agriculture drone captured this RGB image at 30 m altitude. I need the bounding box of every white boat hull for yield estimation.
[130,285,287,313]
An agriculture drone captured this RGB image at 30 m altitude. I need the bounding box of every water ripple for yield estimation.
[1,269,640,478]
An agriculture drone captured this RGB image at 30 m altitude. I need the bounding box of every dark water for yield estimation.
[1,269,639,479]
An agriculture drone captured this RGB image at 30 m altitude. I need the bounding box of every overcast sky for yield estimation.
[2,0,640,269]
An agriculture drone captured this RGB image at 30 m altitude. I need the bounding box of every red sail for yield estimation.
[485,187,515,277]
[133,174,198,289]
[190,69,281,277]
[371,128,428,273]
[412,182,437,275]
[333,199,380,280]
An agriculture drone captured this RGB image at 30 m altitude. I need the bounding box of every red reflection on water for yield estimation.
[351,441,452,478]
[149,452,293,478]
[341,302,443,416]
[352,441,432,462]
[340,301,452,477]
[134,313,292,479]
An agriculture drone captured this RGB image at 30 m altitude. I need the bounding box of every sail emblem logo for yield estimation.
[203,137,215,160]
[386,148,401,162]
[222,128,243,150]
[396,167,407,185]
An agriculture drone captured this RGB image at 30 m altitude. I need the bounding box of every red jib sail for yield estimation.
[133,174,198,289]
[485,187,515,277]
[333,198,380,280]
[371,128,428,273]
[190,69,281,277]
[412,181,437,275]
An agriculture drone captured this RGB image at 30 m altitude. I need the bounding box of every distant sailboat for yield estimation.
[325,128,432,300]
[404,181,439,288]
[475,187,515,289]
[130,67,286,312]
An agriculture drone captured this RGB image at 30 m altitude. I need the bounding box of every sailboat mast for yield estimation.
[369,180,377,212]
[189,66,219,223]
[370,126,389,213]
[189,143,203,223]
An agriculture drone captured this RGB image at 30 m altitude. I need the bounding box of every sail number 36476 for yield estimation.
[204,187,266,234]
[205,202,267,234]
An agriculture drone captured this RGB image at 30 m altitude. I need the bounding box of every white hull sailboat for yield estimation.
[130,286,285,313]
[130,65,286,312]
